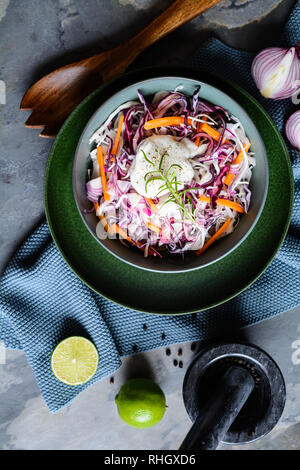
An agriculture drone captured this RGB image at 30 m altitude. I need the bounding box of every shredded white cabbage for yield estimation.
[85,88,255,258]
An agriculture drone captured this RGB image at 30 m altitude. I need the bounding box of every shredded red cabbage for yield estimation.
[87,87,255,257]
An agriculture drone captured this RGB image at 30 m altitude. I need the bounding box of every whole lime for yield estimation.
[115,378,166,428]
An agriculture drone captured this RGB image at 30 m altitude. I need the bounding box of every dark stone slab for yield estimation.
[0,0,296,271]
[0,0,299,450]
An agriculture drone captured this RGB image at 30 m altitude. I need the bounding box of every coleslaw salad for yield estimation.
[85,86,255,259]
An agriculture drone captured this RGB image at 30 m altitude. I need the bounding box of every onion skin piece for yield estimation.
[251,47,300,100]
[285,110,300,150]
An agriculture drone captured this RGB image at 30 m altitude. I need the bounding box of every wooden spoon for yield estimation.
[20,0,220,138]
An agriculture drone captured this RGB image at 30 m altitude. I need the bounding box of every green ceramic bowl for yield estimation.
[44,67,293,314]
[73,77,268,272]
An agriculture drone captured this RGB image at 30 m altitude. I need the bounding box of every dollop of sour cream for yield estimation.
[130,135,199,199]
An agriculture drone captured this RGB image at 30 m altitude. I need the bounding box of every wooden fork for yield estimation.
[20,0,220,138]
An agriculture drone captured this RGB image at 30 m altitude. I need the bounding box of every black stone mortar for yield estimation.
[181,343,286,449]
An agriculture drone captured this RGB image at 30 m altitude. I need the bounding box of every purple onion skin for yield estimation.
[251,46,300,100]
[285,110,300,150]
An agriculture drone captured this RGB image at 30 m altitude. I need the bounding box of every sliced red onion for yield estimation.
[244,186,252,213]
[285,110,300,150]
[117,180,131,193]
[251,46,300,100]
[137,90,154,119]
[153,92,188,118]
[86,177,102,202]
[191,85,201,116]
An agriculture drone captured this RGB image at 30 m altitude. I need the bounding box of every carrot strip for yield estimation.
[147,222,161,234]
[195,116,208,146]
[145,197,157,213]
[94,207,158,256]
[217,198,244,213]
[92,213,160,257]
[195,118,232,146]
[111,115,124,156]
[94,204,147,250]
[94,203,114,235]
[144,116,186,129]
[97,146,110,201]
[196,218,231,256]
[99,215,115,236]
[224,143,251,187]
[95,211,140,245]
[111,223,159,257]
[144,116,221,143]
[111,223,141,246]
[144,116,192,130]
[199,196,244,213]
[198,122,220,141]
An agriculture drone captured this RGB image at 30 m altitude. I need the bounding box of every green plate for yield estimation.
[44,68,294,315]
[73,76,268,273]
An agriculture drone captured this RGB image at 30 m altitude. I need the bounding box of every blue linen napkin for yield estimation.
[0,1,299,413]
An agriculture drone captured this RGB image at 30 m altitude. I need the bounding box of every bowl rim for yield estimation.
[72,75,269,273]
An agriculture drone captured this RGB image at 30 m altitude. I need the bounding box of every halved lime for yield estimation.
[51,336,99,385]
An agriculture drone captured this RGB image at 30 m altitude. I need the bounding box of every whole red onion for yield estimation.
[285,110,300,150]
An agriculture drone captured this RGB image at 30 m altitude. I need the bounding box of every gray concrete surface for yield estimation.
[1,306,300,450]
[0,0,299,450]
